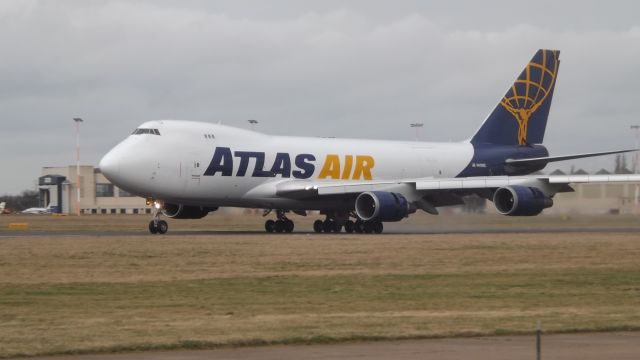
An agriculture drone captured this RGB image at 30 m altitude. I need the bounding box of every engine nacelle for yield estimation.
[493,186,553,216]
[162,203,217,219]
[355,191,410,222]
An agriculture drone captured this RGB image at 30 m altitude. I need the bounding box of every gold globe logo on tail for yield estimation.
[500,50,559,145]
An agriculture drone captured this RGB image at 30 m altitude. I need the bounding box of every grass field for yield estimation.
[1,214,640,357]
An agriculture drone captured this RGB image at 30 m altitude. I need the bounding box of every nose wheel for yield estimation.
[149,219,168,234]
[148,201,168,234]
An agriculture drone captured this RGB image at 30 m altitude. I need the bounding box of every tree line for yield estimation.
[0,190,39,212]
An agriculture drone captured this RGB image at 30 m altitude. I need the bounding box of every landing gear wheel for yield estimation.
[373,221,383,234]
[344,220,355,233]
[265,219,275,233]
[274,220,285,233]
[313,220,323,233]
[354,220,364,233]
[323,219,336,233]
[284,219,294,233]
[363,221,374,234]
[148,220,158,234]
[157,220,168,234]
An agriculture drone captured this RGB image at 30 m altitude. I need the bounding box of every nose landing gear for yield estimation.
[148,199,168,234]
[149,219,168,234]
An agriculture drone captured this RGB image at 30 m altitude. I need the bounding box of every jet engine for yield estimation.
[162,203,217,219]
[355,191,410,222]
[492,186,553,216]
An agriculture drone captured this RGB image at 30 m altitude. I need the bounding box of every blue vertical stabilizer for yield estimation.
[471,49,560,146]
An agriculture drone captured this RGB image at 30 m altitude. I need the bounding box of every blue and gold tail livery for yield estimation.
[471,49,560,146]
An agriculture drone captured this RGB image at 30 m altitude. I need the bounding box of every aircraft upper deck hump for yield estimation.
[471,49,560,146]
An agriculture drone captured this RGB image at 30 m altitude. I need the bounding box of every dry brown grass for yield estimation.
[0,232,639,284]
[1,214,640,357]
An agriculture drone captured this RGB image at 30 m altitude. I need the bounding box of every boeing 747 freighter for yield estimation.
[99,49,640,234]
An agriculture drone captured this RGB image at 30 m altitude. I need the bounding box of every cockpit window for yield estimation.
[132,128,161,135]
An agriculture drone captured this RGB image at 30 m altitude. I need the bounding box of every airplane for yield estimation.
[99,49,640,234]
[21,205,53,215]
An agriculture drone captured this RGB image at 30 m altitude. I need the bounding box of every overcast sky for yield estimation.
[2,0,640,194]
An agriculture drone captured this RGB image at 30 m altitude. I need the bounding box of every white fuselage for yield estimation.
[100,120,474,210]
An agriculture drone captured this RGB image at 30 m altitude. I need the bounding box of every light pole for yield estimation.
[73,117,83,216]
[410,123,424,141]
[248,119,258,131]
[631,125,640,206]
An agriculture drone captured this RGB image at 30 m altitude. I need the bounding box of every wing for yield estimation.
[273,174,640,200]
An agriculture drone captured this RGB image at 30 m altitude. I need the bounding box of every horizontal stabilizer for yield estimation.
[505,148,637,166]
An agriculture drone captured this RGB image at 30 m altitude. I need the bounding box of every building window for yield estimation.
[96,183,114,197]
[118,188,136,197]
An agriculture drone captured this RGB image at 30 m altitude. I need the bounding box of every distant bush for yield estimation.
[0,190,39,211]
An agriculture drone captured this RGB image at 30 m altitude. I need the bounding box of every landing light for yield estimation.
[154,201,162,209]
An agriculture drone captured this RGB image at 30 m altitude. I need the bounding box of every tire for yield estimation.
[344,220,355,233]
[148,220,158,234]
[284,219,294,233]
[363,221,374,234]
[275,220,285,233]
[265,219,275,233]
[157,220,168,234]
[373,221,383,234]
[333,223,342,233]
[313,220,323,233]
[354,220,364,233]
[322,220,334,233]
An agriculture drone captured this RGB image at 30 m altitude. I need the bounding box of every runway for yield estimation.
[26,332,640,360]
[2,213,639,238]
[2,223,640,238]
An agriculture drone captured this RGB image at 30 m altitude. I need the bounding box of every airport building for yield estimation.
[551,184,640,214]
[39,166,148,215]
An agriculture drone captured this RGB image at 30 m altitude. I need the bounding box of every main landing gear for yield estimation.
[313,212,384,234]
[262,210,385,234]
[264,209,294,233]
[148,200,168,234]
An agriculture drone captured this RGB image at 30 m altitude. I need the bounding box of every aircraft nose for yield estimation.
[99,148,121,181]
